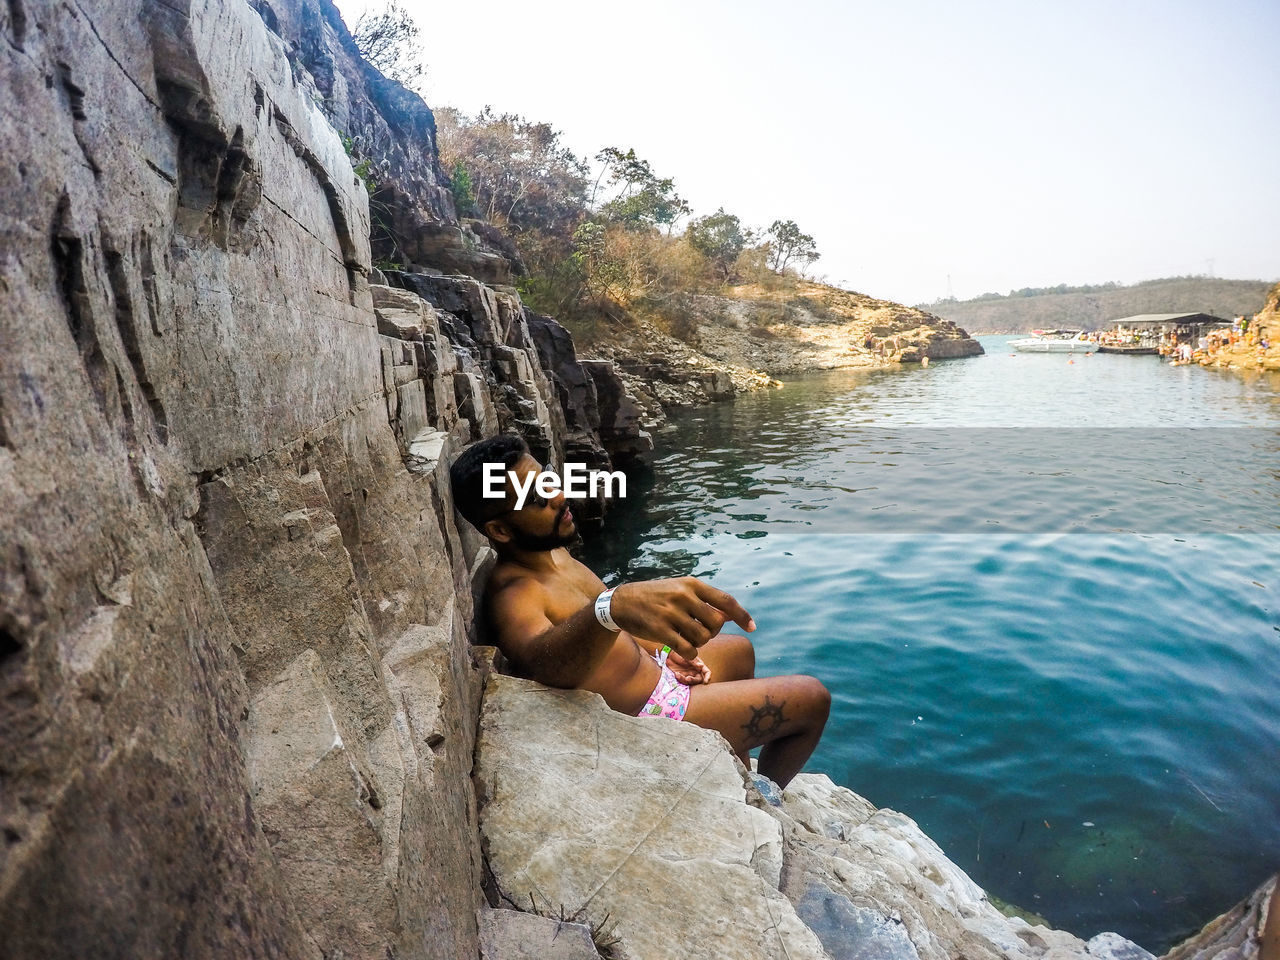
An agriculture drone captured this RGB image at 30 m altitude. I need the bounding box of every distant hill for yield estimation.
[918,277,1274,334]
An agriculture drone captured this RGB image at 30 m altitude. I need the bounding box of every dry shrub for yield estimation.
[725,245,773,288]
[669,312,702,345]
[639,291,703,345]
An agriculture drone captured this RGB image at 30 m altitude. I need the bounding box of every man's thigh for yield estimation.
[698,632,755,683]
[683,674,822,754]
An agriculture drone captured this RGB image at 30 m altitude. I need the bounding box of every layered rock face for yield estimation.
[259,0,519,281]
[0,1,643,957]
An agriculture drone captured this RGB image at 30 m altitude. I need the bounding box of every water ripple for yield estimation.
[582,341,1280,950]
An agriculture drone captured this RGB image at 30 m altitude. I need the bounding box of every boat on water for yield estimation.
[1009,330,1099,353]
[1097,343,1158,355]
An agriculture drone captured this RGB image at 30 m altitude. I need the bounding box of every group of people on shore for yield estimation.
[1160,314,1271,366]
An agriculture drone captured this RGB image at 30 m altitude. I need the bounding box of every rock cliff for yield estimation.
[0,1,642,956]
[0,2,1271,959]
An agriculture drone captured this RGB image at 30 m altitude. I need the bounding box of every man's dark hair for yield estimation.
[449,434,530,532]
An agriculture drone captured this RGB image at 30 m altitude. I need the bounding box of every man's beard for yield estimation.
[507,506,579,551]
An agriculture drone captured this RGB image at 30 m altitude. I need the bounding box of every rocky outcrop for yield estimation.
[1160,875,1276,960]
[474,671,1159,960]
[1199,283,1280,373]
[262,0,519,281]
[0,2,645,957]
[627,283,983,382]
[866,315,983,362]
[589,316,782,416]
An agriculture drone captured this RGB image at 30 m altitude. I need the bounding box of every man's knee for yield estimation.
[766,674,829,729]
[800,675,831,722]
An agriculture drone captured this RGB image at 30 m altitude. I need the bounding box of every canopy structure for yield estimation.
[1107,313,1229,328]
[1098,313,1231,354]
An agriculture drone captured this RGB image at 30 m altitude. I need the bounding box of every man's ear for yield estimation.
[483,517,513,544]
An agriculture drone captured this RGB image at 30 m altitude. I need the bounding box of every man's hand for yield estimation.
[610,577,755,661]
[666,650,711,685]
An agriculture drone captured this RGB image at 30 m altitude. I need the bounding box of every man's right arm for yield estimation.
[488,578,620,688]
[489,576,755,689]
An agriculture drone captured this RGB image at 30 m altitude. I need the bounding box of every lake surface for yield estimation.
[579,336,1280,952]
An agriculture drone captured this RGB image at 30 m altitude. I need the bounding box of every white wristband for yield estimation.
[594,587,620,632]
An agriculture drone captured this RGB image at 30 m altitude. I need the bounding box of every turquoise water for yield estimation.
[580,337,1280,952]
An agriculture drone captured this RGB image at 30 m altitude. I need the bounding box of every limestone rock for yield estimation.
[474,671,1159,960]
[475,673,827,960]
[259,0,522,279]
[618,285,982,380]
[1160,874,1277,960]
[580,360,654,472]
[389,273,569,462]
[524,313,618,526]
[770,775,1156,960]
[0,0,501,954]
[246,650,396,959]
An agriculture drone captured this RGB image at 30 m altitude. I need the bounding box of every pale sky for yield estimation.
[334,0,1279,306]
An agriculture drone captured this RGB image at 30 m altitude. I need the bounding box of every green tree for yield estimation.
[449,159,476,217]
[571,220,626,300]
[765,219,819,274]
[686,208,753,281]
[593,147,689,231]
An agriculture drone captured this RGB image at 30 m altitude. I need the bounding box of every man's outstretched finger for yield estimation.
[693,581,756,632]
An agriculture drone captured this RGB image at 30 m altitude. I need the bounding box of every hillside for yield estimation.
[920,277,1273,334]
[560,278,983,417]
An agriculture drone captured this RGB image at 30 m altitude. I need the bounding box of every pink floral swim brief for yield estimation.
[636,648,690,721]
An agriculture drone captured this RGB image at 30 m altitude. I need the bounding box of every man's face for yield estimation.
[495,455,579,551]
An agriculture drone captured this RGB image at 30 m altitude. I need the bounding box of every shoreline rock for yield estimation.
[1197,285,1280,374]
[474,669,1160,960]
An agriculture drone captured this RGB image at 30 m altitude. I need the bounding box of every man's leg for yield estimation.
[683,674,829,788]
[690,633,757,766]
[697,632,755,683]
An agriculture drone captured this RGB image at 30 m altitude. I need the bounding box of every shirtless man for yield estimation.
[450,434,829,788]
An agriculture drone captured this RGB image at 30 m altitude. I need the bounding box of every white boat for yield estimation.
[1009,330,1099,353]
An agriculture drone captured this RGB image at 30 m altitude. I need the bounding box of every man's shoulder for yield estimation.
[485,562,545,603]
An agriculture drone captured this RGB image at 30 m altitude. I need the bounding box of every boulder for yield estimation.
[475,673,826,960]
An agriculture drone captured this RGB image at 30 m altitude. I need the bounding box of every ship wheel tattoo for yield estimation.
[742,695,787,740]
